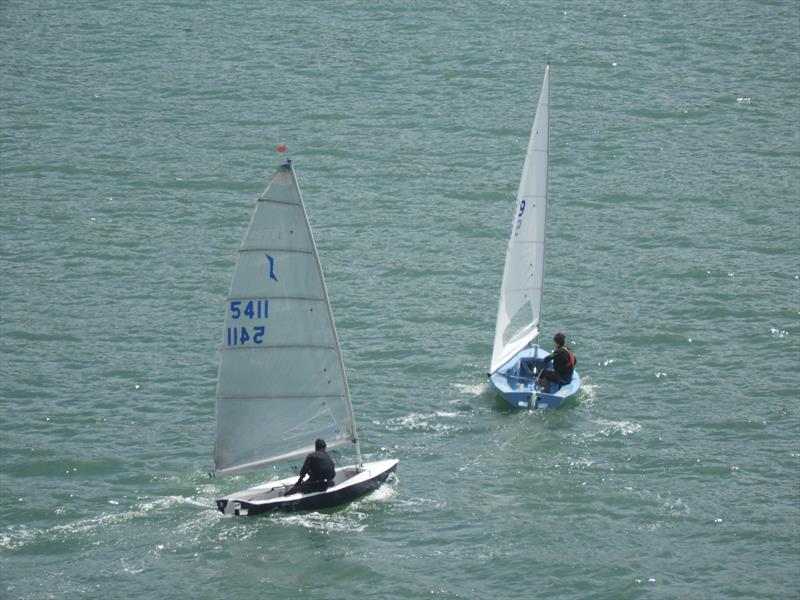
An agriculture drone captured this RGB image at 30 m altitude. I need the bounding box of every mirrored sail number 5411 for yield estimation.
[227,299,268,346]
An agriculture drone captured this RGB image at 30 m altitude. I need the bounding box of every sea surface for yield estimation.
[1,2,798,599]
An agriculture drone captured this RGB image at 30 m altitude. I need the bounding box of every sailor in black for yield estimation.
[538,332,576,393]
[285,438,336,496]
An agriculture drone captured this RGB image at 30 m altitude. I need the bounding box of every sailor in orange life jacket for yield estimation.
[538,332,577,393]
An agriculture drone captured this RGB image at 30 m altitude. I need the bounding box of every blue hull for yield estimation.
[488,346,581,410]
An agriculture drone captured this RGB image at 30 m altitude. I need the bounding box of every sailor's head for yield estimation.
[315,438,327,451]
[553,333,565,347]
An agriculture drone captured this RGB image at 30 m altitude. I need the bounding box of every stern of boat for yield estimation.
[489,347,580,409]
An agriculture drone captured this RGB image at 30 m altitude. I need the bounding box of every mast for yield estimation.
[538,63,550,348]
[287,159,363,469]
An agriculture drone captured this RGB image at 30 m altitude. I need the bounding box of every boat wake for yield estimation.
[385,411,462,434]
[590,418,642,438]
[279,510,370,533]
[276,481,400,533]
[0,494,209,551]
[452,381,489,396]
[580,382,599,407]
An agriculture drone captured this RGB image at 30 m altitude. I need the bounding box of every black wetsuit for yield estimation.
[296,450,336,493]
[542,346,576,385]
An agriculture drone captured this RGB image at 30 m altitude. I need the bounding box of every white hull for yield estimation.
[217,458,399,516]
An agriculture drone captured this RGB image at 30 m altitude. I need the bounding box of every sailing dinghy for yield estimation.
[215,156,398,516]
[487,65,581,410]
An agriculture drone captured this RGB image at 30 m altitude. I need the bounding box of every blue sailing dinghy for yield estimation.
[487,65,581,410]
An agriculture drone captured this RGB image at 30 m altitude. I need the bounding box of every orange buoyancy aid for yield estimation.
[566,348,576,368]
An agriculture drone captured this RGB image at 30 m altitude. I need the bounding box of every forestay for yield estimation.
[490,65,550,374]
[215,161,358,475]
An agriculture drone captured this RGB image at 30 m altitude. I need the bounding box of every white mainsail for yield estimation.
[215,160,359,475]
[490,65,550,374]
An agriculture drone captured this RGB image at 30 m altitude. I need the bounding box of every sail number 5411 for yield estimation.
[227,300,268,346]
[230,300,268,320]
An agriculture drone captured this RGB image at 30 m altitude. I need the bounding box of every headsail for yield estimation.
[490,65,550,374]
[215,160,359,475]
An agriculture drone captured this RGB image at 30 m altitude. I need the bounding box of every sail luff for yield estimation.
[490,65,550,374]
[287,161,363,469]
[539,63,551,348]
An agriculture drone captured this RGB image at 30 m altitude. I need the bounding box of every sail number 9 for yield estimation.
[227,300,268,346]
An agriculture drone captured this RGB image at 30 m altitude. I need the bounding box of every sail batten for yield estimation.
[490,65,550,375]
[225,295,324,302]
[238,247,314,254]
[217,394,347,401]
[259,198,303,206]
[216,436,355,475]
[220,344,337,352]
[215,160,360,475]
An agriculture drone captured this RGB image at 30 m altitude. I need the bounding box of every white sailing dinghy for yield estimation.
[215,156,398,516]
[487,65,581,410]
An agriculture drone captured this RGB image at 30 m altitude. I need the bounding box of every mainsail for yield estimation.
[490,65,550,374]
[215,160,359,475]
